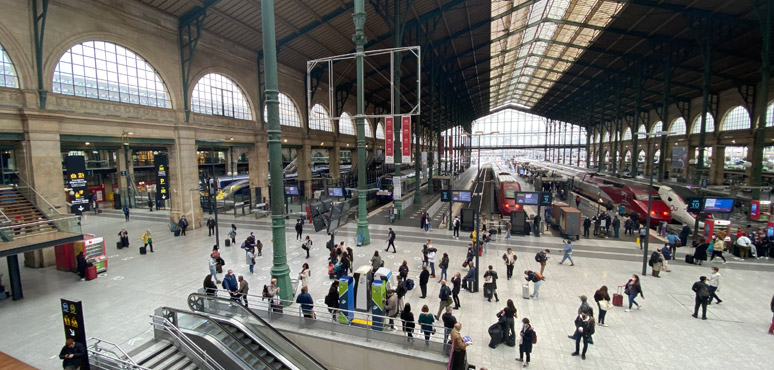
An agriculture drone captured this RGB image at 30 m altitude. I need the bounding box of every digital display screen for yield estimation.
[516,192,539,205]
[328,187,343,197]
[686,197,703,213]
[451,190,472,202]
[440,190,450,202]
[703,198,734,213]
[768,226,774,238]
[519,169,525,175]
[285,186,299,196]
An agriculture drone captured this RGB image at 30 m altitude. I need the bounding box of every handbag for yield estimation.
[600,299,614,311]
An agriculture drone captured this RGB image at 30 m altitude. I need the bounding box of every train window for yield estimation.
[634,194,649,201]
[504,190,516,199]
[667,197,673,202]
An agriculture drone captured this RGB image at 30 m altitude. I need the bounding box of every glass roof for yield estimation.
[490,0,625,110]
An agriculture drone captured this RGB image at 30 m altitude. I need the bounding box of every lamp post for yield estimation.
[637,131,673,275]
[471,130,499,293]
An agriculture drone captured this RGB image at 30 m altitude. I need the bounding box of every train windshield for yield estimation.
[504,190,516,199]
[634,194,661,201]
[379,178,393,189]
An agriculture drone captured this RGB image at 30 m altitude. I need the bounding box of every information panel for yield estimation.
[401,116,411,163]
[61,298,90,368]
[451,190,472,203]
[539,192,553,207]
[66,156,90,214]
[285,186,300,196]
[686,197,704,213]
[385,117,394,164]
[516,192,539,205]
[154,153,169,202]
[327,187,343,197]
[440,189,450,202]
[704,198,734,213]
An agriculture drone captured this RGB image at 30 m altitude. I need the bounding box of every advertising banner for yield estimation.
[154,153,169,202]
[66,156,89,214]
[401,116,411,163]
[385,117,394,164]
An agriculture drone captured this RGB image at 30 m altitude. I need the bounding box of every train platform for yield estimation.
[1,202,773,370]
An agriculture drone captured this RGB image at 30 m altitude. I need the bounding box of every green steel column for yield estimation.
[353,0,370,245]
[427,63,435,195]
[414,116,422,204]
[658,59,671,182]
[612,82,621,174]
[752,0,772,199]
[632,68,642,177]
[585,129,591,168]
[260,0,291,302]
[695,30,713,186]
[392,0,404,219]
[32,0,49,109]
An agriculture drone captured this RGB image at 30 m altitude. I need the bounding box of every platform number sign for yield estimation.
[61,298,90,368]
[66,156,90,214]
[440,190,450,203]
[539,192,553,207]
[686,197,704,213]
[154,153,169,202]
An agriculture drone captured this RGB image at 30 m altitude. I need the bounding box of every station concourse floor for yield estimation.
[1,203,773,370]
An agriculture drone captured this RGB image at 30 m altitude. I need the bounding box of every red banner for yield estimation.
[402,116,411,163]
[385,117,394,164]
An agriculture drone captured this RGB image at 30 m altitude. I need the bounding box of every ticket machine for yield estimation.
[704,219,731,239]
[337,276,354,324]
[750,200,772,221]
[370,280,386,331]
[373,267,393,292]
[353,265,372,311]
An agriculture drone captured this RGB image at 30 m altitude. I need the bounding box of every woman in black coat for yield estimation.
[76,251,88,280]
[451,272,462,309]
[325,281,340,321]
[516,318,535,366]
[203,274,218,296]
[400,303,415,341]
[693,239,709,265]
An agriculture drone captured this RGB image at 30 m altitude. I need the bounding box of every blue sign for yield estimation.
[703,198,734,213]
[120,170,127,176]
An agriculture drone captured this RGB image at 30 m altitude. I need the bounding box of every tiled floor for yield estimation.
[1,203,773,370]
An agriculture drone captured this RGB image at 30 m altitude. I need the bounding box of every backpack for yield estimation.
[649,252,659,266]
[534,252,544,262]
[261,284,269,298]
[405,279,415,291]
[531,330,537,344]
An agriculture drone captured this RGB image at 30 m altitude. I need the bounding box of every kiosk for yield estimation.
[353,265,372,311]
[704,219,731,239]
[337,276,354,324]
[750,200,771,221]
[373,267,393,292]
[370,280,387,331]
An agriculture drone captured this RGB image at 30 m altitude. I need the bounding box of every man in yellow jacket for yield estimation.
[141,230,154,253]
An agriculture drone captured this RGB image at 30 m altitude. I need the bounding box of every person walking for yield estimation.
[117,228,129,249]
[237,275,249,307]
[535,249,550,276]
[401,303,416,341]
[141,229,154,253]
[207,217,216,237]
[638,225,647,249]
[620,275,643,312]
[708,266,722,304]
[583,217,591,237]
[178,216,189,236]
[436,279,453,317]
[570,311,595,360]
[419,266,430,299]
[593,286,611,327]
[439,252,449,281]
[709,235,727,263]
[453,216,460,239]
[298,263,310,288]
[483,265,499,302]
[122,206,130,221]
[325,281,340,321]
[418,305,435,341]
[524,270,543,299]
[503,248,517,280]
[559,240,574,266]
[516,318,535,368]
[661,245,672,271]
[208,251,220,284]
[575,195,581,208]
[680,223,691,246]
[228,224,237,245]
[505,219,512,240]
[246,246,255,274]
[370,251,382,272]
[612,216,620,238]
[295,218,303,241]
[385,228,396,253]
[649,249,665,278]
[296,286,314,318]
[451,272,462,309]
[59,338,86,370]
[691,276,710,320]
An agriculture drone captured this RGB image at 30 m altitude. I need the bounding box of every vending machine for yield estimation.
[370,280,386,331]
[337,276,354,325]
[74,237,108,273]
[704,219,731,239]
[353,265,372,311]
[750,200,772,221]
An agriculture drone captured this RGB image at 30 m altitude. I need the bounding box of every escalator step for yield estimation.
[270,361,285,370]
[248,344,260,351]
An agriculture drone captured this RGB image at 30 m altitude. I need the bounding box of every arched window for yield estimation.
[637,124,646,134]
[623,128,632,140]
[376,121,385,139]
[309,104,332,131]
[0,43,19,88]
[691,114,715,134]
[670,118,686,136]
[364,118,373,138]
[651,121,663,134]
[262,93,301,127]
[191,73,251,120]
[603,132,610,143]
[767,102,774,128]
[339,112,355,135]
[721,106,751,131]
[53,41,171,107]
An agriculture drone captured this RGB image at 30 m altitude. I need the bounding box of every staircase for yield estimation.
[192,320,289,370]
[129,340,199,370]
[0,186,58,239]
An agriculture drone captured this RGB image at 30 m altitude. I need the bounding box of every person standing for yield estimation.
[453,216,460,239]
[123,206,130,221]
[535,249,550,276]
[483,265,499,302]
[398,260,409,280]
[141,229,154,253]
[298,263,310,288]
[524,270,543,300]
[620,275,643,312]
[450,322,470,370]
[203,274,218,296]
[59,338,86,370]
[559,240,574,266]
[737,232,753,260]
[583,217,591,237]
[117,228,129,249]
[295,218,303,241]
[498,299,518,345]
[419,266,430,299]
[208,251,220,283]
[439,252,449,281]
[503,248,517,280]
[246,246,256,274]
[325,281,340,321]
[575,195,581,208]
[178,215,189,236]
[228,224,237,245]
[418,305,435,341]
[370,251,382,272]
[638,225,648,249]
[92,194,99,215]
[612,216,621,238]
[593,286,611,327]
[385,228,396,253]
[206,217,216,237]
[694,238,710,265]
[708,266,722,304]
[516,318,535,368]
[570,311,595,360]
[427,243,437,278]
[436,279,453,317]
[592,215,600,236]
[505,219,512,240]
[462,262,476,291]
[441,306,457,352]
[384,289,399,330]
[709,235,727,263]
[401,303,416,341]
[661,245,672,271]
[296,286,314,318]
[680,223,691,246]
[577,295,594,317]
[649,249,664,278]
[451,272,462,309]
[533,214,541,237]
[237,275,249,307]
[691,276,710,320]
[222,269,239,306]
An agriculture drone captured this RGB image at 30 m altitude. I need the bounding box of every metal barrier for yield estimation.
[150,315,225,370]
[87,337,149,370]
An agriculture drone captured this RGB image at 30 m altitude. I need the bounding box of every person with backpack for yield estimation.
[385,228,396,253]
[524,270,543,299]
[516,318,535,367]
[401,302,416,341]
[649,249,665,278]
[638,225,648,249]
[503,248,517,280]
[436,279,453,317]
[692,276,711,320]
[439,253,449,281]
[302,235,313,258]
[452,216,460,239]
[570,311,595,360]
[535,249,550,276]
[206,217,216,237]
[122,206,130,221]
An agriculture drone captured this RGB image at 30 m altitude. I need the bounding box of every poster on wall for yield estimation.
[66,155,90,214]
[402,116,411,163]
[154,153,170,202]
[385,117,394,164]
[671,146,688,169]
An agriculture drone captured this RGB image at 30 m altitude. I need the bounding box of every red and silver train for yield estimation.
[534,161,672,226]
[491,162,523,216]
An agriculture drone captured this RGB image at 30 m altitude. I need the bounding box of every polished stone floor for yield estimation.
[1,204,773,370]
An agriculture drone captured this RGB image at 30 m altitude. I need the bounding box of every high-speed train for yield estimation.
[492,161,523,216]
[534,161,672,226]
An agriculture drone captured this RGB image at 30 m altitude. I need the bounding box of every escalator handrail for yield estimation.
[149,315,225,370]
[187,293,327,370]
[160,307,289,370]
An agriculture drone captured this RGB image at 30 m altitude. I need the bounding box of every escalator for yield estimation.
[190,318,288,369]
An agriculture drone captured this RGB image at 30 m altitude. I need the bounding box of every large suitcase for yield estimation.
[225,239,231,247]
[85,265,97,280]
[139,246,147,255]
[116,241,122,249]
[613,287,624,307]
[522,284,530,299]
[487,322,504,348]
[685,254,695,264]
[174,229,181,237]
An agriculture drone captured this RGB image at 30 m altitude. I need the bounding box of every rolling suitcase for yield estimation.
[613,287,624,307]
[522,284,530,299]
[116,241,122,249]
[174,229,181,237]
[225,239,231,247]
[685,254,695,264]
[139,246,147,255]
[85,265,97,280]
